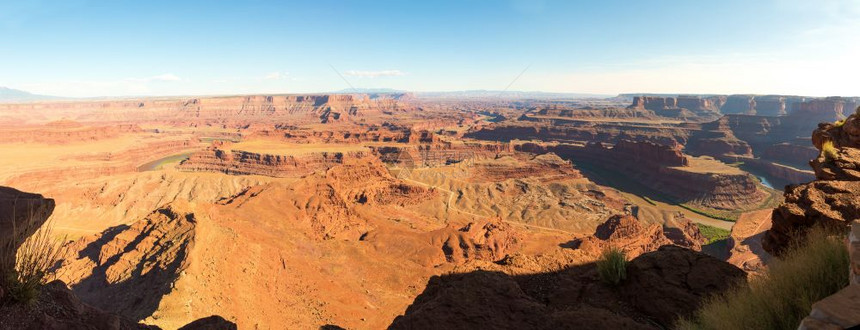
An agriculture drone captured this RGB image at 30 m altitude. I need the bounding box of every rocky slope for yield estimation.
[522,140,766,210]
[59,204,197,321]
[0,186,235,330]
[388,246,746,329]
[726,209,773,275]
[568,214,705,259]
[764,110,860,255]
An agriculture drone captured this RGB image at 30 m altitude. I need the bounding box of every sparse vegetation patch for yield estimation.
[596,247,628,286]
[677,226,849,330]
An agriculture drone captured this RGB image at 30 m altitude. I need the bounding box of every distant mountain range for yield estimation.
[0,87,63,102]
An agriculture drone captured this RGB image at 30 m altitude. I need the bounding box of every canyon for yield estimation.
[0,91,854,329]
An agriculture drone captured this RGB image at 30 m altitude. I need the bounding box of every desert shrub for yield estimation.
[695,224,730,244]
[821,140,838,162]
[833,119,845,127]
[0,207,66,305]
[596,247,627,286]
[676,225,849,330]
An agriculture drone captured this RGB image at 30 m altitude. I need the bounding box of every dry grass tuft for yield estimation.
[676,225,849,330]
[0,203,67,305]
[821,140,838,162]
[596,247,627,286]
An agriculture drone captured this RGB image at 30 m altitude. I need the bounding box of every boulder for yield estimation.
[763,181,860,255]
[177,316,237,330]
[389,246,745,329]
[619,245,747,326]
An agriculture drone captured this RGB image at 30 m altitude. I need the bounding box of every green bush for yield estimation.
[676,225,849,330]
[596,247,627,286]
[696,224,731,244]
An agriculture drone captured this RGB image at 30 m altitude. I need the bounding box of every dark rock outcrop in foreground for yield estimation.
[764,109,860,255]
[388,246,746,329]
[0,186,235,330]
[0,186,55,273]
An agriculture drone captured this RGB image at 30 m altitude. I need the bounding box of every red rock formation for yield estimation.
[0,123,141,144]
[0,186,230,329]
[470,153,582,182]
[629,96,677,110]
[677,95,720,113]
[534,106,655,120]
[611,139,689,167]
[764,111,860,255]
[550,141,764,209]
[761,142,819,168]
[0,94,414,125]
[754,96,786,116]
[764,180,860,255]
[437,219,522,264]
[178,145,371,178]
[247,125,437,145]
[60,204,197,321]
[721,95,756,115]
[686,116,754,158]
[791,98,845,123]
[571,214,705,259]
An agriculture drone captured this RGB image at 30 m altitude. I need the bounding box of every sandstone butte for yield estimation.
[0,93,856,329]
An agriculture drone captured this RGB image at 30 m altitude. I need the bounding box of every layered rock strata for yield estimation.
[524,141,765,210]
[765,111,860,255]
[178,145,371,178]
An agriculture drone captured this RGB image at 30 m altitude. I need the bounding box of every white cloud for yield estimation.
[343,70,405,78]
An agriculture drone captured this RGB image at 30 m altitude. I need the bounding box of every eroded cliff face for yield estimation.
[754,96,787,116]
[529,140,766,210]
[764,111,860,255]
[177,144,371,178]
[791,98,846,124]
[0,121,141,144]
[627,95,719,119]
[0,94,413,125]
[721,95,756,115]
[533,106,656,120]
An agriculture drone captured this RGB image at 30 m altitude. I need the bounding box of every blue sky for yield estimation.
[1,0,858,97]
